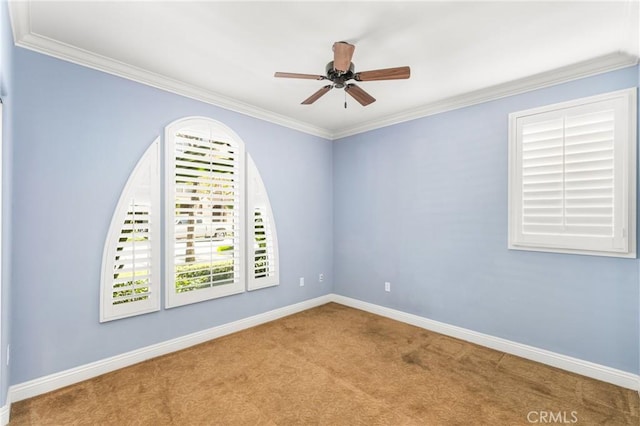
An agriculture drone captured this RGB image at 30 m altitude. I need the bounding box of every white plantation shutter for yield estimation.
[165,117,245,308]
[509,88,636,257]
[247,154,279,290]
[101,139,160,322]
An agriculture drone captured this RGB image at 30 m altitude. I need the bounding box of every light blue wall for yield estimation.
[333,66,640,374]
[9,45,333,384]
[0,0,13,407]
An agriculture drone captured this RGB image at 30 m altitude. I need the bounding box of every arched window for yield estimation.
[101,117,279,320]
[247,155,279,290]
[100,139,161,322]
[165,117,246,307]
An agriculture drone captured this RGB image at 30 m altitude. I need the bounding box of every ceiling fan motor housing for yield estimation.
[326,61,355,88]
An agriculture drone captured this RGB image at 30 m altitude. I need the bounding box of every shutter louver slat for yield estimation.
[112,265,152,276]
[565,151,612,164]
[565,168,613,182]
[523,190,563,200]
[565,187,612,198]
[523,224,565,234]
[174,184,238,193]
[522,174,564,185]
[112,293,151,303]
[565,206,613,215]
[564,133,613,146]
[175,174,235,184]
[521,154,563,168]
[522,140,563,153]
[522,164,563,177]
[175,134,238,151]
[175,160,236,173]
[176,145,239,157]
[565,217,612,226]
[113,277,151,287]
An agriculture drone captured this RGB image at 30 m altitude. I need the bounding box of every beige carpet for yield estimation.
[10,303,639,425]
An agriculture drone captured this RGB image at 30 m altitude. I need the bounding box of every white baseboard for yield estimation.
[0,402,9,425]
[331,294,639,391]
[8,294,332,404]
[4,291,638,426]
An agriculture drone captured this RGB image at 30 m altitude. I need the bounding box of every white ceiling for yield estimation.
[9,1,640,139]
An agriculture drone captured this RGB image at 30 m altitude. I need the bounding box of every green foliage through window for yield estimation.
[175,261,235,293]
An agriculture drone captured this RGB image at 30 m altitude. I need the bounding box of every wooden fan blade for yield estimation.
[345,84,376,106]
[302,85,333,105]
[275,72,326,80]
[355,66,410,81]
[333,41,355,73]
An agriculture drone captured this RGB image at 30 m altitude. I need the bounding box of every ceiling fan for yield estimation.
[274,41,410,107]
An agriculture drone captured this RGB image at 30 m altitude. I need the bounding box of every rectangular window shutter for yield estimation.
[521,108,616,238]
[509,88,636,257]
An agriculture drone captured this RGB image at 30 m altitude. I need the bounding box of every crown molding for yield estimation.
[8,2,639,141]
[331,52,639,139]
[7,1,332,140]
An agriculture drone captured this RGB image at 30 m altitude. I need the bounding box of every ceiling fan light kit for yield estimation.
[275,41,410,107]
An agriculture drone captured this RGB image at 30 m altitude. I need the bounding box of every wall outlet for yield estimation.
[299,277,305,287]
[319,273,324,283]
[384,282,391,292]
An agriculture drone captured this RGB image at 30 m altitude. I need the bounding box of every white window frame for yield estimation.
[100,138,161,322]
[165,117,246,308]
[508,88,637,258]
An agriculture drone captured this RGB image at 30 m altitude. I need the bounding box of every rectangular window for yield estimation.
[508,88,636,257]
